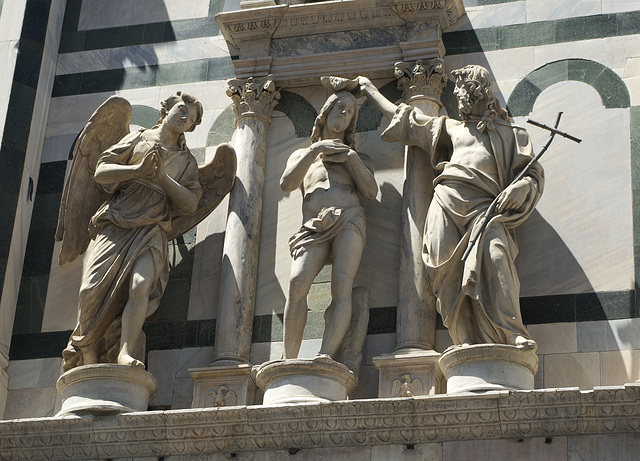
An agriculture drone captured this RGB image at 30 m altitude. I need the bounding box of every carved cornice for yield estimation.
[2,385,640,460]
[216,0,465,83]
[226,75,281,124]
[395,58,448,102]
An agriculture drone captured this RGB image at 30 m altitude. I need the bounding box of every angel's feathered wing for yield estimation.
[55,96,132,266]
[167,143,236,241]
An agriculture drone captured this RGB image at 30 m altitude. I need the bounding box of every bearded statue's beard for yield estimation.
[457,91,473,121]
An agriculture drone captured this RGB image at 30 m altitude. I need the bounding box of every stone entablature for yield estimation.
[215,0,465,86]
[2,384,639,460]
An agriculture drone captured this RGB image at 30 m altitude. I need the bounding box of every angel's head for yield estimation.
[311,90,358,148]
[157,91,203,133]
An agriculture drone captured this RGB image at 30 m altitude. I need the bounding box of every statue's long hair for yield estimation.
[154,91,204,149]
[310,91,358,148]
[451,65,510,132]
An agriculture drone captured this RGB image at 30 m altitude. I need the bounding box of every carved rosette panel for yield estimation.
[394,58,447,102]
[226,75,281,124]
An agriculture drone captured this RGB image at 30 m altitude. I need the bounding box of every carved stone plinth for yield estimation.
[56,364,157,416]
[189,363,256,408]
[256,357,357,405]
[438,344,538,394]
[372,349,440,397]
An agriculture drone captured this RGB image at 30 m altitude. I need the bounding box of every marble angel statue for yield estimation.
[55,92,236,372]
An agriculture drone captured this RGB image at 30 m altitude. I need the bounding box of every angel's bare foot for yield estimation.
[118,352,145,369]
[511,335,537,350]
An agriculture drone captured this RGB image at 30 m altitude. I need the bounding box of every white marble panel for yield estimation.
[147,349,180,407]
[578,318,640,352]
[447,1,526,32]
[7,358,62,389]
[0,39,18,161]
[78,0,209,31]
[175,347,214,378]
[569,434,640,461]
[515,82,633,295]
[171,377,195,410]
[600,349,640,385]
[602,0,640,13]
[443,437,567,461]
[297,339,323,358]
[3,387,59,419]
[362,333,396,365]
[57,37,228,76]
[41,134,77,163]
[527,323,577,355]
[0,0,26,41]
[533,35,640,76]
[526,0,601,23]
[251,341,284,365]
[544,352,600,389]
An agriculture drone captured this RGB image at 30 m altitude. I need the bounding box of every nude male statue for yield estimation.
[358,65,543,348]
[280,90,377,359]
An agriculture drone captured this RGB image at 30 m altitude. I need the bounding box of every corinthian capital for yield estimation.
[394,58,447,102]
[226,75,280,124]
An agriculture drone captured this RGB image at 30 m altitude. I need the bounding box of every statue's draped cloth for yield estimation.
[63,131,202,371]
[288,206,366,258]
[382,104,544,344]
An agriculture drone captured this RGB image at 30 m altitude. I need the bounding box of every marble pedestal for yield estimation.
[56,364,157,416]
[438,344,538,394]
[256,357,357,405]
[189,363,256,408]
[372,349,440,397]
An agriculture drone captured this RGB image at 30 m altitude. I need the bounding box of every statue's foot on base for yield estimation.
[512,335,537,350]
[118,353,145,369]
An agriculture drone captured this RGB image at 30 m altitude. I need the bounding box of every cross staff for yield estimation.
[462,112,582,261]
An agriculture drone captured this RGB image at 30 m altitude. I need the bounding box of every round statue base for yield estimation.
[438,344,538,394]
[56,364,158,416]
[256,357,357,405]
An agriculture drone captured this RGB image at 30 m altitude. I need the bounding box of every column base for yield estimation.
[256,356,357,405]
[438,344,538,394]
[56,364,157,416]
[189,363,256,408]
[372,348,440,397]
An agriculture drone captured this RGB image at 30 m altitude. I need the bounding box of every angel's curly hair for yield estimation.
[156,91,203,133]
[451,65,510,132]
[310,91,358,148]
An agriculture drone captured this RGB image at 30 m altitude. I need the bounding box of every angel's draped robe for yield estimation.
[63,130,202,371]
[381,104,544,345]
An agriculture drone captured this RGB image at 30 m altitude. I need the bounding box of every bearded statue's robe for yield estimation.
[62,130,202,371]
[382,104,544,345]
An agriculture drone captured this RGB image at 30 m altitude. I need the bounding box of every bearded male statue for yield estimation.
[358,65,543,349]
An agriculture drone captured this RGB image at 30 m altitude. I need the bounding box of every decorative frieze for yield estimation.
[2,385,640,460]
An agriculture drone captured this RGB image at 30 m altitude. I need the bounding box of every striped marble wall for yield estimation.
[4,0,640,418]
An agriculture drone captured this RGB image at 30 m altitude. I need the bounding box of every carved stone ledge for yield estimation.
[216,0,465,85]
[2,384,640,459]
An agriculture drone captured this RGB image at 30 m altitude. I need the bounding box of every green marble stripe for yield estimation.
[276,90,318,139]
[59,0,225,54]
[52,56,234,97]
[9,290,637,359]
[507,58,630,117]
[443,11,640,56]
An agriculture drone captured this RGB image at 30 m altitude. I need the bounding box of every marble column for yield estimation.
[190,75,279,407]
[373,59,446,397]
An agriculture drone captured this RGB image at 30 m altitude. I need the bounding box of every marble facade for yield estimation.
[2,0,640,459]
